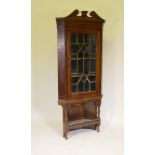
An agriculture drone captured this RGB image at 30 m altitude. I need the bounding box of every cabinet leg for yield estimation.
[96,102,101,133]
[63,105,68,139]
[65,133,68,139]
[96,125,100,132]
[63,131,68,139]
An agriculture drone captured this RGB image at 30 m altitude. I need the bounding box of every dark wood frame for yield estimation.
[56,10,105,139]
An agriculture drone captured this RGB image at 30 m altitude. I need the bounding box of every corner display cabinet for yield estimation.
[56,10,105,139]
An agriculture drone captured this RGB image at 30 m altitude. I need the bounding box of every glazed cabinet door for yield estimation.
[67,30,102,99]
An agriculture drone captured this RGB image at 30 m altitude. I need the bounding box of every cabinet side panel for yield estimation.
[57,21,67,99]
[98,30,103,95]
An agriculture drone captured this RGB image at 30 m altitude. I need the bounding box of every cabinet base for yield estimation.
[60,96,102,139]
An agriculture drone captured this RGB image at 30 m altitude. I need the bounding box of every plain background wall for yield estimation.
[32,0,123,129]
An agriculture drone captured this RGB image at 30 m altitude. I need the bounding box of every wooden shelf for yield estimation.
[68,118,99,130]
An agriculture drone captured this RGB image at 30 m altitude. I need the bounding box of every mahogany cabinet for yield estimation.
[56,10,105,139]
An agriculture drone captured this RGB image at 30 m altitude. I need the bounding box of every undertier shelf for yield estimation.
[68,118,99,130]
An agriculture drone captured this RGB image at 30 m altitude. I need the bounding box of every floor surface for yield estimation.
[32,120,123,155]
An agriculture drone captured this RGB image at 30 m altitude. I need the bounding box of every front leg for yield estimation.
[63,105,68,139]
[96,125,100,132]
[96,102,101,132]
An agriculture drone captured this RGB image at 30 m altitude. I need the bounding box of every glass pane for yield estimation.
[84,34,91,43]
[91,34,96,44]
[78,81,84,92]
[81,76,86,83]
[71,32,97,94]
[84,80,89,91]
[71,33,77,43]
[84,59,90,74]
[78,51,83,58]
[78,33,83,43]
[90,83,96,91]
[72,85,76,93]
[90,60,96,72]
[84,50,90,58]
[72,77,79,84]
[78,59,83,73]
[71,44,79,54]
[71,60,77,73]
[88,75,96,82]
[90,44,96,58]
